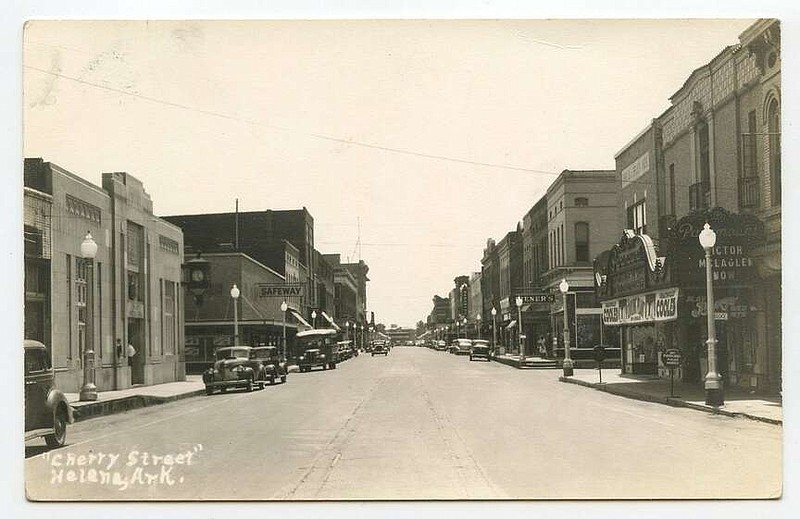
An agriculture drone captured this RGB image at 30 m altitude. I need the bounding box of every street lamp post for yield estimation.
[491,307,497,355]
[515,296,525,362]
[700,223,724,406]
[345,320,350,344]
[476,313,482,340]
[463,317,468,339]
[79,231,98,401]
[230,284,240,346]
[559,278,573,377]
[311,309,317,329]
[280,300,288,362]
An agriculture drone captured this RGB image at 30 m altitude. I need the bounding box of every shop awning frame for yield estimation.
[321,311,341,331]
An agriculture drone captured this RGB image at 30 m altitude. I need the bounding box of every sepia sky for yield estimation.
[24,18,759,327]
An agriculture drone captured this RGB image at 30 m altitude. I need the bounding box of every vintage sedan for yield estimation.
[25,340,74,448]
[250,346,287,385]
[203,346,265,395]
[371,341,389,356]
[470,339,491,361]
[452,339,472,355]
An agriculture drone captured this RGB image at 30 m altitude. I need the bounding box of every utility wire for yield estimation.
[25,64,560,177]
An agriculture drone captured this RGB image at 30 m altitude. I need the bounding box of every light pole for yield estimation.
[311,309,317,329]
[280,300,288,362]
[345,320,350,344]
[700,223,724,406]
[79,231,98,401]
[491,307,497,355]
[463,317,468,339]
[516,296,525,362]
[476,313,482,340]
[230,284,240,346]
[559,278,573,376]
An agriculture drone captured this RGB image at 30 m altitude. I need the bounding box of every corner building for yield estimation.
[596,19,781,394]
[24,158,185,392]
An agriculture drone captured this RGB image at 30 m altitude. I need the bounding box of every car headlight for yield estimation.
[299,356,305,361]
[320,354,326,359]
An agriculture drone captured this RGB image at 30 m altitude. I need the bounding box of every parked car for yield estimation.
[203,346,265,395]
[435,340,447,351]
[470,339,491,361]
[25,340,74,448]
[372,341,389,356]
[250,346,287,385]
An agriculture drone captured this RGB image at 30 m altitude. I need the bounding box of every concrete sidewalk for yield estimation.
[560,369,782,425]
[65,375,205,422]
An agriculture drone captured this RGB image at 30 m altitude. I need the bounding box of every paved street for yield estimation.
[25,347,781,501]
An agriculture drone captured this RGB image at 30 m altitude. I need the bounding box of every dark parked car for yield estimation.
[371,341,389,356]
[25,340,74,448]
[251,346,287,385]
[203,346,265,395]
[470,339,491,361]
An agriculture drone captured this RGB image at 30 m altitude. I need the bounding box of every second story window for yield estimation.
[627,200,647,235]
[574,197,588,207]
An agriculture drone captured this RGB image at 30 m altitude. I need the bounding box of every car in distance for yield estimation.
[451,338,472,355]
[251,346,287,385]
[25,340,74,448]
[371,341,389,356]
[435,340,447,351]
[203,346,265,395]
[470,339,491,361]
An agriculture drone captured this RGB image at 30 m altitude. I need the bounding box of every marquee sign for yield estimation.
[602,287,679,326]
[594,230,669,301]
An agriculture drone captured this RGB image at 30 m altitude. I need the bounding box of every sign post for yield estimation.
[662,349,682,397]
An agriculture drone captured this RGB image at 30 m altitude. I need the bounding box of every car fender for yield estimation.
[47,388,75,424]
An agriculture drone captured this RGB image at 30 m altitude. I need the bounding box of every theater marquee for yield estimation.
[602,287,679,326]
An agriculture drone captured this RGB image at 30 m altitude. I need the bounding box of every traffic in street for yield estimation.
[25,346,781,501]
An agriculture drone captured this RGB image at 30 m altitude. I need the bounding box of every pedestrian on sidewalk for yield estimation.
[127,342,136,367]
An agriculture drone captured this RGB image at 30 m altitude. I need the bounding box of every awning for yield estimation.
[505,320,517,330]
[321,311,341,331]
[289,309,312,328]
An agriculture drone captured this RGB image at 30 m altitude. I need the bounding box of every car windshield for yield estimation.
[252,348,277,359]
[216,348,250,360]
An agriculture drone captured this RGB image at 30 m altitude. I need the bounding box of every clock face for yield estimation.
[191,270,205,282]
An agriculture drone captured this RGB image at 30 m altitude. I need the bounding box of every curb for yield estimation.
[559,376,782,426]
[492,356,559,370]
[72,388,206,422]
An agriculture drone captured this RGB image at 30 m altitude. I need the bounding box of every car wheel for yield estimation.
[270,374,276,385]
[45,408,68,448]
[205,387,214,396]
[246,378,254,392]
[331,362,337,369]
[220,387,227,393]
[281,374,287,384]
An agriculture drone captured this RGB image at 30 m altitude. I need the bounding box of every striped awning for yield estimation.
[505,320,517,330]
[321,311,341,331]
[289,309,312,328]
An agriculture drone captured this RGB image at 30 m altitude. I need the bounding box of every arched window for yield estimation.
[575,222,590,263]
[768,98,781,206]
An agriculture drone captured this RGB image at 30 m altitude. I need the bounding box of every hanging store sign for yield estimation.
[602,287,679,326]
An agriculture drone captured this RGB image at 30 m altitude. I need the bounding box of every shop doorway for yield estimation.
[128,318,145,385]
